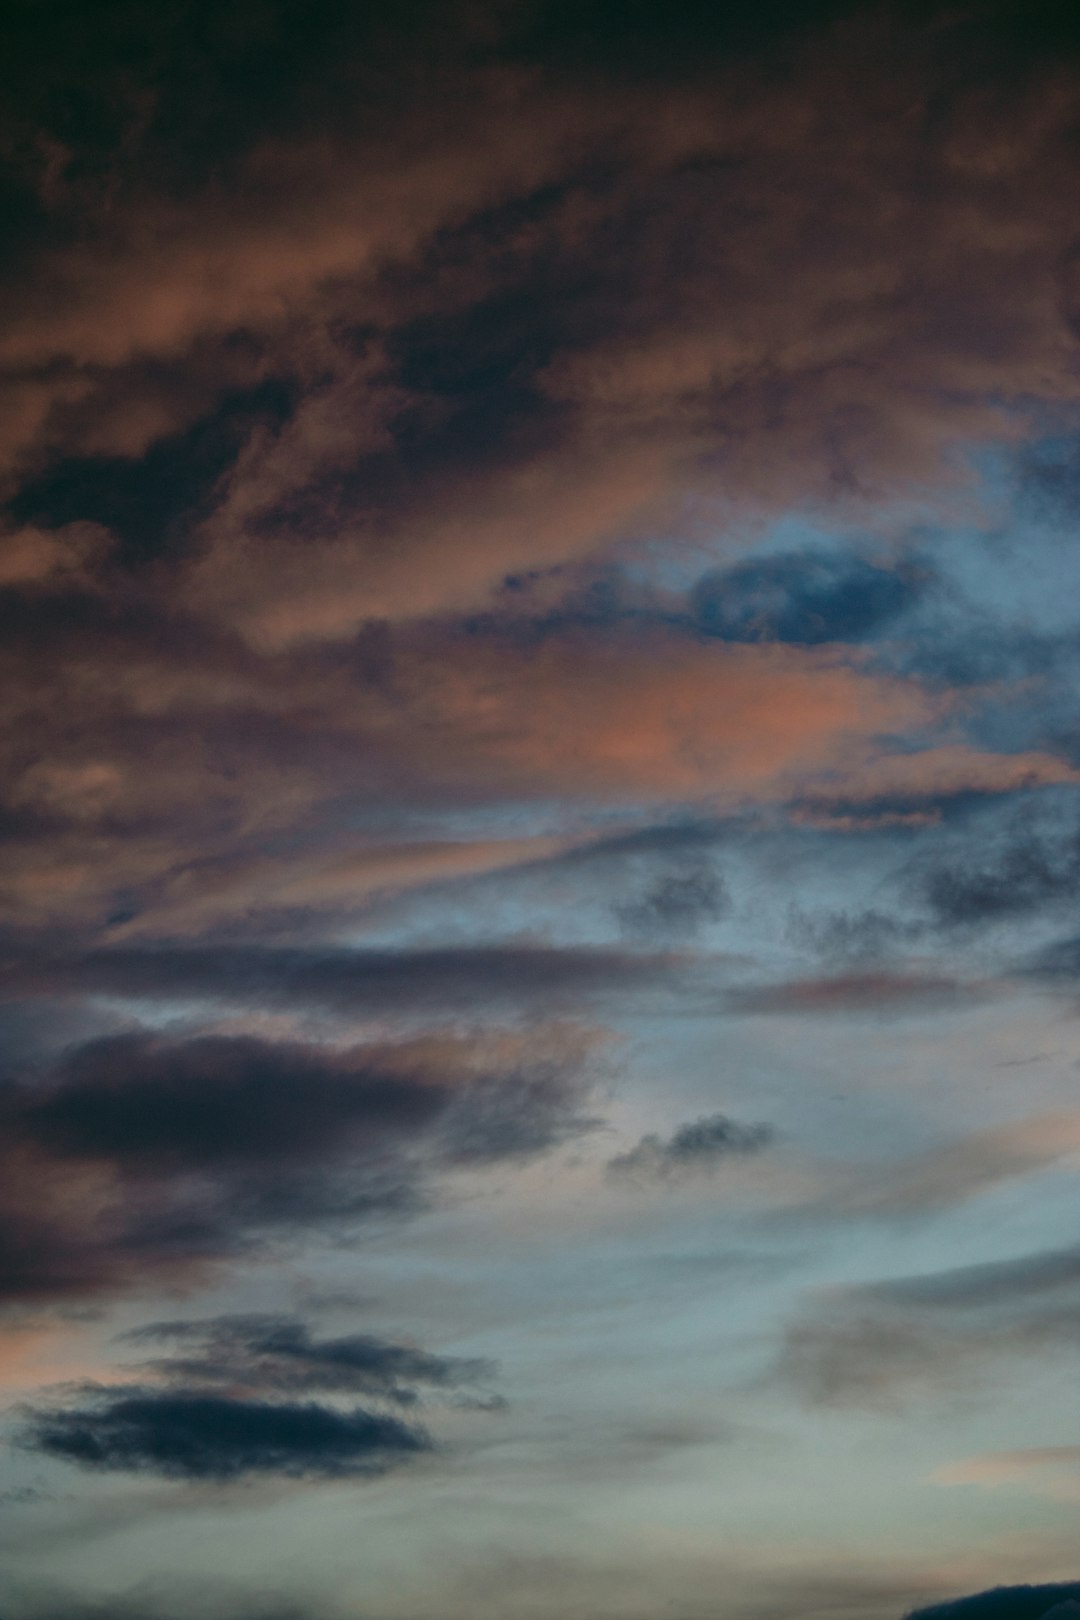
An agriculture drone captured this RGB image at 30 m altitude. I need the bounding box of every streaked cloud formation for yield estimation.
[2,0,1079,1616]
[0,1025,599,1302]
[20,1312,499,1482]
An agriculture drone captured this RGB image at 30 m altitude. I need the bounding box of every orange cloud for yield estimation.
[3,18,1080,627]
[388,628,934,803]
[795,744,1080,822]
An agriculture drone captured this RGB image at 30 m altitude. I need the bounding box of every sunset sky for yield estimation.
[1,4,1079,1619]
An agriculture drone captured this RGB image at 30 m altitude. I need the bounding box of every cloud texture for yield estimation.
[3,1,1080,1615]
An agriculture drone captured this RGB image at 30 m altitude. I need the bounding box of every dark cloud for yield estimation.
[691,550,924,646]
[122,1315,495,1404]
[608,1113,774,1180]
[918,821,1080,928]
[15,1032,448,1172]
[615,859,729,938]
[779,1244,1080,1408]
[906,1585,1080,1620]
[19,1304,503,1485]
[7,379,297,569]
[21,1388,430,1481]
[10,941,682,1014]
[790,800,1080,961]
[4,0,1080,650]
[0,1025,598,1303]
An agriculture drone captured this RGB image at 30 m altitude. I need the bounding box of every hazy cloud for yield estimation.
[780,1244,1080,1407]
[615,859,729,939]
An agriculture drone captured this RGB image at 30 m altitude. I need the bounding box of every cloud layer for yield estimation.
[3,0,1080,1612]
[19,1310,500,1483]
[0,1026,598,1302]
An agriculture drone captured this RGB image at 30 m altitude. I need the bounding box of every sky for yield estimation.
[1,3,1079,1618]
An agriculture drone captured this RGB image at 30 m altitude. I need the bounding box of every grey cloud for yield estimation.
[18,1303,504,1485]
[615,860,729,939]
[608,1113,774,1180]
[787,905,922,964]
[20,1388,430,1482]
[919,823,1080,929]
[122,1315,496,1404]
[789,803,1080,966]
[870,1246,1080,1310]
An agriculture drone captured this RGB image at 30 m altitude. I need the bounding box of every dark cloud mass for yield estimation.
[0,1026,597,1302]
[22,1389,431,1481]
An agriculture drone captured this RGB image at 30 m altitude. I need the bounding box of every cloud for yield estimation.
[1026,934,1080,982]
[10,941,682,1015]
[6,0,1080,649]
[778,1243,1080,1408]
[0,1024,599,1303]
[3,0,1080,1609]
[121,1315,495,1404]
[608,1113,774,1180]
[615,858,729,938]
[933,1447,1080,1503]
[0,538,1071,944]
[691,549,925,646]
[385,625,934,804]
[791,749,1080,830]
[919,820,1080,928]
[906,1585,1080,1620]
[20,1388,431,1482]
[18,1302,503,1484]
[788,1115,1080,1227]
[725,970,985,1017]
